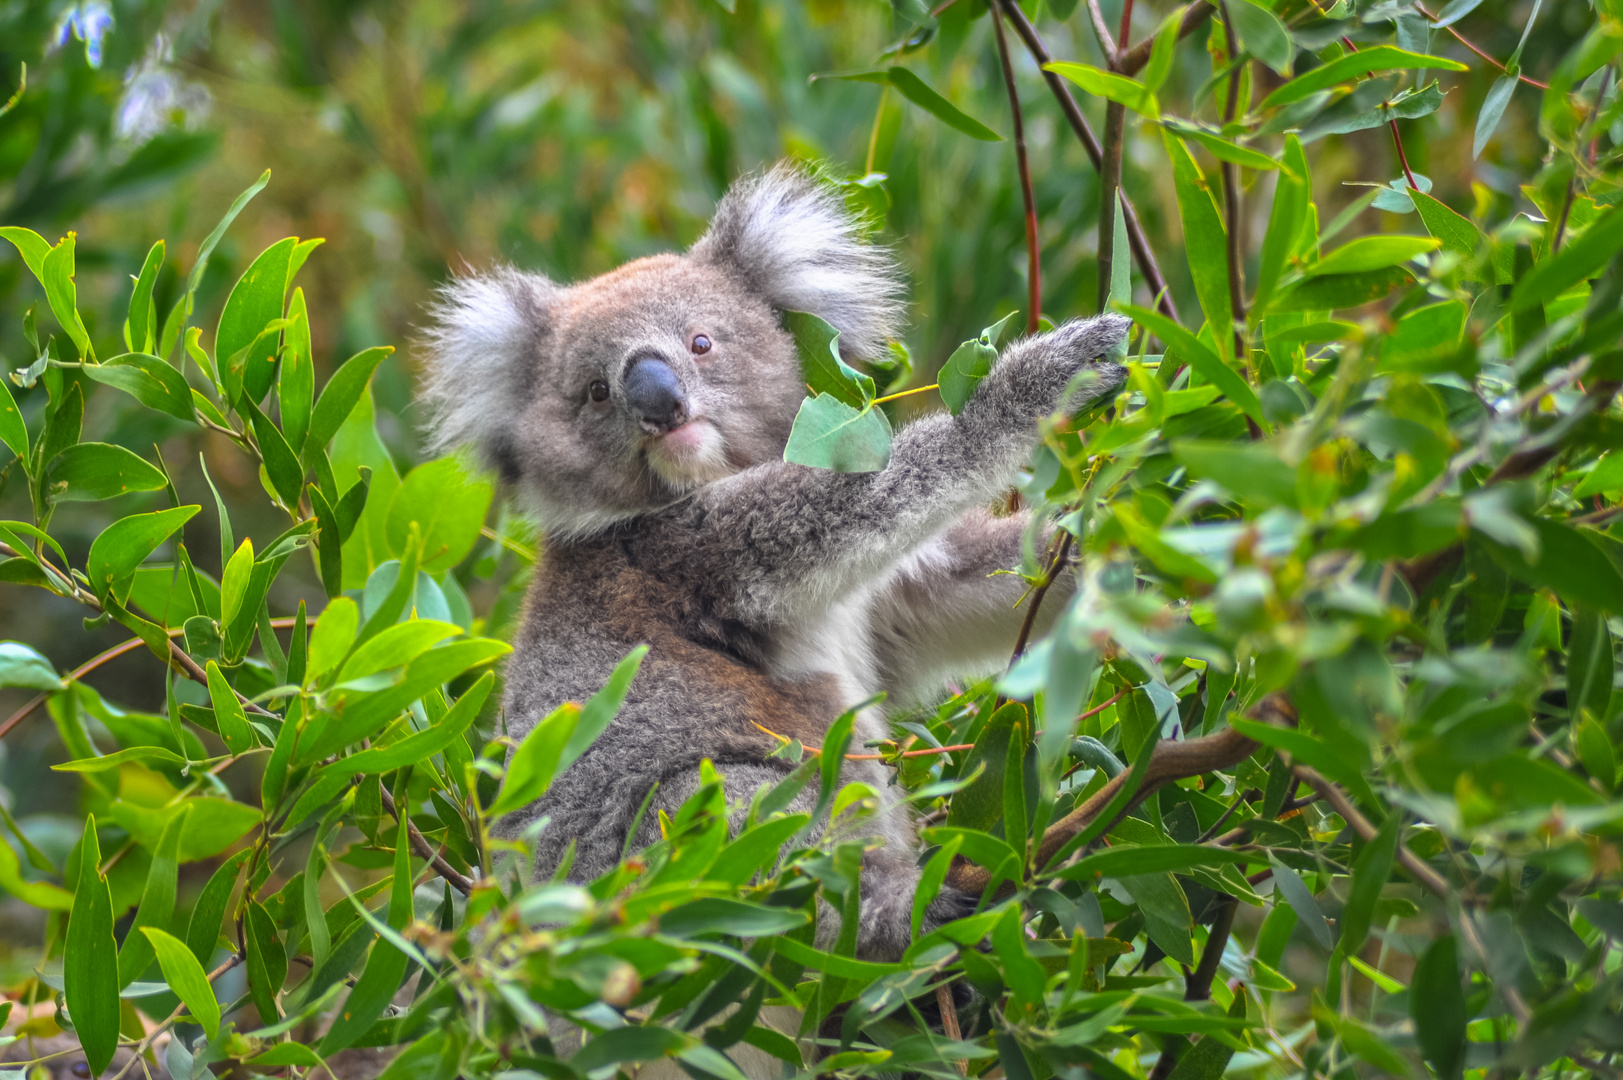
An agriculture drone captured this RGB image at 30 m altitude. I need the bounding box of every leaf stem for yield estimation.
[871,382,939,406]
[991,5,1044,335]
[1388,118,1421,194]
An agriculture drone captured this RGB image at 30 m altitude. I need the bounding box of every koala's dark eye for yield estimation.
[588,380,610,402]
[690,333,712,356]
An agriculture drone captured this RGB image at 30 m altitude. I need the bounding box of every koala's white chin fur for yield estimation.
[642,418,735,490]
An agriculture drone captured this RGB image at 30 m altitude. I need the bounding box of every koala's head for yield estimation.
[419,164,904,540]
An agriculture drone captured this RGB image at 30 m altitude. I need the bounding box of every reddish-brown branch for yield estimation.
[997,0,1180,322]
[1217,0,1249,402]
[1086,0,1121,66]
[1412,2,1551,89]
[380,785,475,895]
[992,5,1044,334]
[1118,0,1137,51]
[1389,119,1420,193]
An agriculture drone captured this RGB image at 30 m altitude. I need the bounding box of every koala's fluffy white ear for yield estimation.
[691,163,906,360]
[419,267,555,479]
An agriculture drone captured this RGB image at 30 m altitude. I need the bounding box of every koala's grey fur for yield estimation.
[421,163,1127,960]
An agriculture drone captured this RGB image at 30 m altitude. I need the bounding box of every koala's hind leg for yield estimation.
[868,508,1074,703]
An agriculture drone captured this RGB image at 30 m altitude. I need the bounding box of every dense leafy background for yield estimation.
[2,0,1622,1078]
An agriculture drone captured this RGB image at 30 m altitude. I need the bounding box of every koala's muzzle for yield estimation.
[624,357,690,434]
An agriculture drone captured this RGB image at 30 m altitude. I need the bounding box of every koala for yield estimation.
[420,163,1127,960]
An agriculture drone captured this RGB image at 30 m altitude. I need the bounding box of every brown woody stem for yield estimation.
[991,4,1044,335]
[997,0,1179,322]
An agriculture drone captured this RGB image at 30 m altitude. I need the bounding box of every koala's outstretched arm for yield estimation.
[868,509,1072,702]
[665,317,1126,628]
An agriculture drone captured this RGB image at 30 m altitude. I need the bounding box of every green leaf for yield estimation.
[217,237,297,404]
[1172,440,1297,506]
[185,849,250,964]
[307,596,359,684]
[1058,843,1258,881]
[245,900,287,1024]
[143,927,221,1038]
[1167,987,1248,1079]
[313,670,493,782]
[784,310,873,408]
[1269,855,1333,947]
[1045,62,1160,118]
[1410,936,1467,1080]
[1122,872,1194,966]
[1308,235,1441,275]
[0,831,71,910]
[825,67,1002,141]
[1162,133,1233,351]
[386,457,494,574]
[1110,192,1132,306]
[1567,605,1615,722]
[242,395,305,511]
[205,660,256,755]
[1575,453,1623,498]
[1262,46,1468,109]
[1268,266,1414,312]
[308,346,394,454]
[487,701,582,818]
[319,814,413,1053]
[0,641,63,691]
[42,233,91,359]
[1,226,50,282]
[85,505,200,604]
[219,537,254,630]
[1512,201,1623,312]
[117,808,186,987]
[947,701,1028,832]
[783,394,893,472]
[65,817,119,1076]
[1473,74,1516,158]
[163,171,270,362]
[1164,119,1281,171]
[126,241,164,355]
[1575,715,1616,792]
[1339,813,1400,956]
[46,443,167,503]
[1142,6,1188,92]
[1119,305,1265,427]
[1230,0,1294,74]
[1254,137,1309,315]
[86,353,197,422]
[54,746,187,773]
[1485,518,1623,614]
[558,645,648,774]
[0,374,27,463]
[309,484,344,599]
[339,620,463,683]
[280,289,315,453]
[658,898,811,938]
[571,1027,696,1071]
[938,311,1020,414]
[1412,191,1488,269]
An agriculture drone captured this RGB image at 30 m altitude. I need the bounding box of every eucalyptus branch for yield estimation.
[381,785,475,895]
[1118,2,1214,75]
[997,0,1179,321]
[105,954,243,1080]
[1412,2,1551,89]
[991,6,1044,335]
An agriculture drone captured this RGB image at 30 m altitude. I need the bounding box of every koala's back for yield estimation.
[499,524,848,880]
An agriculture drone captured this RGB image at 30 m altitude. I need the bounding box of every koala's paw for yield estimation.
[973,314,1130,424]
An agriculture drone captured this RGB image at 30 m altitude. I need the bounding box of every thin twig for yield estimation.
[106,954,243,1080]
[935,983,967,1075]
[1085,0,1120,65]
[380,785,475,896]
[991,6,1043,335]
[1007,531,1073,669]
[1388,119,1420,194]
[1216,0,1251,435]
[1187,894,1238,1001]
[1411,2,1551,89]
[997,0,1179,322]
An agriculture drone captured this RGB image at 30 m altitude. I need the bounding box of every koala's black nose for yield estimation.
[624,358,689,434]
